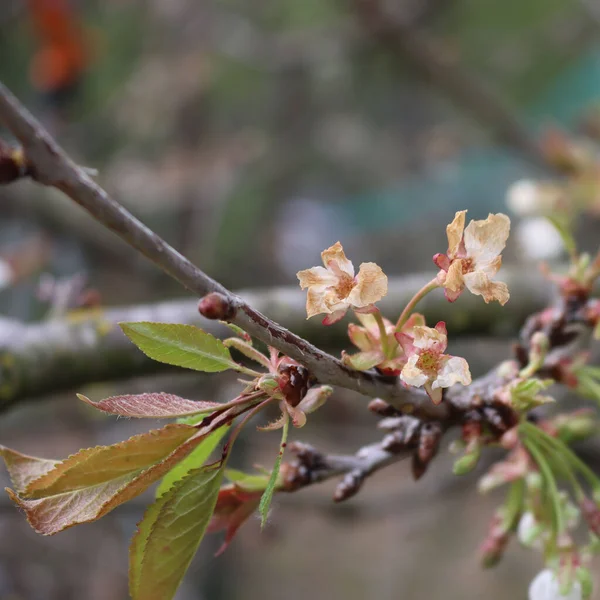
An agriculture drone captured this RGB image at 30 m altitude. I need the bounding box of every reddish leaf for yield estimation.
[23,424,197,497]
[207,484,262,556]
[77,392,221,419]
[4,403,248,535]
[0,447,58,494]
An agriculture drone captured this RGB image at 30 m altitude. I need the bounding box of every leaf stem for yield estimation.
[395,278,439,332]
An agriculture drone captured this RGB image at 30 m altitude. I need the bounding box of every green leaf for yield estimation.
[120,322,238,373]
[547,215,577,257]
[258,416,289,528]
[155,424,229,498]
[224,468,270,492]
[130,464,225,600]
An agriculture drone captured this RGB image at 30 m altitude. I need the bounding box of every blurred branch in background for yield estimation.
[0,270,555,412]
[353,0,552,169]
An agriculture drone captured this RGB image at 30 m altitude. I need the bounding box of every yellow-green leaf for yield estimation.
[259,416,289,527]
[130,464,225,600]
[155,424,229,498]
[23,424,197,497]
[120,322,237,372]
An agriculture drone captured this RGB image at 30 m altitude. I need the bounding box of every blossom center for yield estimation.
[334,272,355,298]
[416,351,440,376]
[461,257,474,274]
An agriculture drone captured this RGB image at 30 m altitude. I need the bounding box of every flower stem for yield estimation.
[523,437,565,537]
[372,309,391,358]
[395,278,440,332]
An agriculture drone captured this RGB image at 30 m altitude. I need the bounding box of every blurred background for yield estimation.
[1,0,600,598]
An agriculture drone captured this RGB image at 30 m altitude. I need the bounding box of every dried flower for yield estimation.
[297,242,387,324]
[343,312,423,375]
[434,210,510,305]
[396,321,471,404]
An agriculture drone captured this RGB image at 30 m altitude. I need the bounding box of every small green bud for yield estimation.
[256,375,281,396]
[576,567,593,599]
[453,445,481,476]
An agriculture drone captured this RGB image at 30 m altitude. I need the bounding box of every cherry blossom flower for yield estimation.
[396,321,471,404]
[434,210,510,305]
[529,569,582,600]
[343,312,424,375]
[297,241,387,324]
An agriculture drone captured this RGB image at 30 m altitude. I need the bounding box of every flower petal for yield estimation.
[342,350,384,371]
[411,325,447,353]
[286,404,307,428]
[446,210,466,257]
[347,262,388,307]
[444,259,465,294]
[297,266,337,289]
[463,271,510,305]
[463,213,510,268]
[400,356,429,388]
[347,323,373,352]
[322,308,348,325]
[306,286,332,318]
[321,242,354,277]
[435,356,472,388]
[424,382,443,405]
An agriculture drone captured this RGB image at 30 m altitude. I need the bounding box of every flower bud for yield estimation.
[518,512,545,549]
[0,143,28,184]
[529,569,582,600]
[580,497,600,537]
[576,568,593,600]
[256,375,281,396]
[198,292,236,321]
[453,444,481,476]
[554,412,598,444]
[368,398,399,416]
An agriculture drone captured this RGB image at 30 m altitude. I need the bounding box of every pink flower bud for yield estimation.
[198,292,236,320]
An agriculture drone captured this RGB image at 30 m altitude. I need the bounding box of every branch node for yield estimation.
[198,292,236,321]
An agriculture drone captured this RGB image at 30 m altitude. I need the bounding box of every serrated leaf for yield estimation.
[77,392,221,418]
[0,447,58,494]
[5,402,252,535]
[155,424,229,498]
[258,416,289,528]
[24,424,197,497]
[130,464,225,600]
[120,322,238,373]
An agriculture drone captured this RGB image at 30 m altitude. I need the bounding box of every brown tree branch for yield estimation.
[0,82,447,418]
[0,269,552,413]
